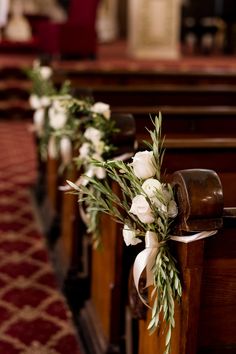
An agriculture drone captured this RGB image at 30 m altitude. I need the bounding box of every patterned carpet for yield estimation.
[0,121,81,354]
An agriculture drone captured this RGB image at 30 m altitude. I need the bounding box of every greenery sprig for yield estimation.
[65,98,119,247]
[68,113,182,353]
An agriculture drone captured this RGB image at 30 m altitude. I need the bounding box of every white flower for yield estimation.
[131,151,156,179]
[33,108,45,134]
[130,195,155,224]
[142,178,162,198]
[48,136,57,159]
[122,225,142,246]
[48,102,68,130]
[91,102,111,120]
[39,66,52,80]
[90,156,106,178]
[52,99,65,111]
[84,127,102,144]
[142,178,167,212]
[94,166,106,179]
[49,110,67,130]
[29,94,51,110]
[92,152,103,161]
[79,142,90,159]
[40,96,51,107]
[60,136,72,165]
[29,94,41,109]
[86,164,106,179]
[151,197,167,213]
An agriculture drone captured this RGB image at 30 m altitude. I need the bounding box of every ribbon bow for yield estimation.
[133,229,218,306]
[133,231,160,306]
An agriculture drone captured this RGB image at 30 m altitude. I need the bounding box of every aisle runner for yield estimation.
[0,121,81,354]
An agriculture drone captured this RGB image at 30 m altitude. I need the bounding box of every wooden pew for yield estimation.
[162,139,236,207]
[78,114,136,353]
[53,67,236,150]
[91,85,236,108]
[48,113,136,313]
[128,169,236,354]
[112,106,236,140]
[52,67,236,209]
[53,66,236,88]
[133,106,236,207]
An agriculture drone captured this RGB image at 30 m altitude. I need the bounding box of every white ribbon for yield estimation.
[33,108,45,136]
[133,229,217,306]
[133,231,160,306]
[170,230,217,243]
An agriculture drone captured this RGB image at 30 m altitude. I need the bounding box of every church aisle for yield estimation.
[0,120,81,354]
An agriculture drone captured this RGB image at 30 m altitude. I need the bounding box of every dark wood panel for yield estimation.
[201,259,236,306]
[92,85,236,107]
[54,67,236,87]
[198,305,236,347]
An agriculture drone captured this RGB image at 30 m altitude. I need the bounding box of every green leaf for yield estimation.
[165,327,171,346]
[66,180,80,191]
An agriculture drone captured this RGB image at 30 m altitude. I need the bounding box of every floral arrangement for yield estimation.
[28,61,118,177]
[27,60,72,164]
[65,98,119,247]
[68,114,182,353]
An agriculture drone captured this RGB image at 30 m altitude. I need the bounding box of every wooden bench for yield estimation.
[128,169,236,354]
[44,114,136,311]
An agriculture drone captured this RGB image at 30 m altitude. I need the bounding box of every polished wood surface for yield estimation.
[60,165,79,270]
[133,169,236,354]
[47,157,60,212]
[79,115,136,353]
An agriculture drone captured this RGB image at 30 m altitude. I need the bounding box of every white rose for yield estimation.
[142,178,162,198]
[52,99,65,111]
[142,178,167,212]
[29,94,41,109]
[94,166,106,179]
[79,142,90,159]
[84,127,102,144]
[122,225,142,246]
[86,164,106,179]
[85,167,94,179]
[91,102,111,120]
[48,136,57,159]
[131,151,156,179]
[92,152,103,161]
[33,108,45,134]
[130,195,155,224]
[40,96,51,107]
[151,197,167,213]
[39,66,52,80]
[60,136,72,165]
[48,106,68,130]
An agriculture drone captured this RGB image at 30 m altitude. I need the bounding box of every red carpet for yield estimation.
[0,121,81,353]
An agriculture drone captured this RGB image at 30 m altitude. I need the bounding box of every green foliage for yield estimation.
[68,113,182,353]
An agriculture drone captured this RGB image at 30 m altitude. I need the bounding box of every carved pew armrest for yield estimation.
[171,168,224,233]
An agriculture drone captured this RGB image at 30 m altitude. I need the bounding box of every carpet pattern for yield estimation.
[0,121,81,353]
